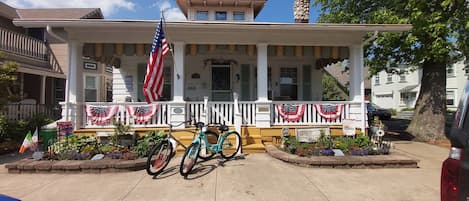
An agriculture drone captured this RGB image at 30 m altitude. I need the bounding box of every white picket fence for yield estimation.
[0,104,59,121]
[271,101,352,126]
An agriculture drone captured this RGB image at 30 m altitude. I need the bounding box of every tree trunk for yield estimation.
[406,61,447,142]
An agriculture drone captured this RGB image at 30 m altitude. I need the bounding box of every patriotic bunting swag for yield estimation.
[314,104,344,121]
[126,104,159,123]
[85,105,119,125]
[276,104,306,122]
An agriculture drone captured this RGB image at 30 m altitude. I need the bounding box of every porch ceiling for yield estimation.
[13,19,412,46]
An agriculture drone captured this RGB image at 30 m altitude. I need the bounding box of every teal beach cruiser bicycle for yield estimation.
[179,122,242,176]
[145,120,219,176]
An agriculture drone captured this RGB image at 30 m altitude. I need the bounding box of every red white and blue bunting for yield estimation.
[314,104,344,121]
[126,104,158,123]
[85,105,119,125]
[276,104,306,122]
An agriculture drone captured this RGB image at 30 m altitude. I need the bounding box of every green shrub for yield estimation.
[401,107,414,111]
[389,108,397,116]
[132,130,166,157]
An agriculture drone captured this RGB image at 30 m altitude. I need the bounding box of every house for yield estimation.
[0,2,110,120]
[371,61,467,111]
[10,0,410,150]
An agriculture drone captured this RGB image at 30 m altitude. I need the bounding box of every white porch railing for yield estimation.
[73,101,358,129]
[1,104,60,121]
[82,102,170,128]
[271,101,352,126]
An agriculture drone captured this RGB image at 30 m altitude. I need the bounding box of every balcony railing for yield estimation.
[0,27,47,60]
[0,27,62,74]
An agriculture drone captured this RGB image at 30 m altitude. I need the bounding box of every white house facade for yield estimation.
[371,61,468,111]
[12,0,411,141]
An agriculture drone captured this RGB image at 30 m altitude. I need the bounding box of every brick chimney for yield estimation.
[294,0,310,23]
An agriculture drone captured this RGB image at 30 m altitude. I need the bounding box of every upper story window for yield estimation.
[375,75,380,85]
[447,65,455,76]
[386,73,393,83]
[465,67,469,75]
[446,90,455,106]
[399,74,406,82]
[233,11,245,21]
[215,11,227,20]
[196,11,209,20]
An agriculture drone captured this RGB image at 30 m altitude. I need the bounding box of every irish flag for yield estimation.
[19,128,38,154]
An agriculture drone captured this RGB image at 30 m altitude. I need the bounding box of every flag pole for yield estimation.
[160,10,174,57]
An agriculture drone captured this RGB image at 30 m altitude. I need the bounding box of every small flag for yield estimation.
[143,19,169,103]
[19,128,38,154]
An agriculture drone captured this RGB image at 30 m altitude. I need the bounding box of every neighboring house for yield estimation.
[10,0,410,150]
[0,2,111,120]
[371,61,467,111]
[324,64,372,101]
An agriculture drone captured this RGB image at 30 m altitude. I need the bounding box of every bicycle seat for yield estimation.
[195,122,205,129]
[218,125,229,132]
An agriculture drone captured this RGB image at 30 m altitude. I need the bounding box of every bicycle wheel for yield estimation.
[146,140,173,176]
[220,132,241,159]
[179,142,200,176]
[198,130,219,160]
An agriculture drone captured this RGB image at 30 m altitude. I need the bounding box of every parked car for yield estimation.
[441,80,469,201]
[367,103,392,121]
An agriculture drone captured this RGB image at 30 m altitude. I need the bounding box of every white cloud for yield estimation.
[2,0,135,17]
[151,0,186,21]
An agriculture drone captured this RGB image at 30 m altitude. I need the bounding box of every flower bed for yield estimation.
[280,132,392,157]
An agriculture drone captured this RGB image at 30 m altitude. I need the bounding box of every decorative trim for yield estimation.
[314,104,344,121]
[85,105,119,125]
[276,104,306,122]
[126,104,158,123]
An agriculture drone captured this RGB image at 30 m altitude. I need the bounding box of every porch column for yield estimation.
[348,45,366,133]
[40,75,46,104]
[64,40,82,129]
[255,43,271,127]
[256,43,268,101]
[170,41,186,128]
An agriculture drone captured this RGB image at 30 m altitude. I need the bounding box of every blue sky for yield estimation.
[2,0,321,22]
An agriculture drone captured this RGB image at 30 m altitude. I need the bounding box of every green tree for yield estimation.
[322,74,348,100]
[0,52,20,106]
[314,0,469,142]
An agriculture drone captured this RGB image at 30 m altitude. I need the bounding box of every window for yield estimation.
[446,91,455,106]
[233,11,245,21]
[399,74,406,82]
[375,75,380,85]
[387,73,393,83]
[196,11,209,20]
[84,75,98,102]
[447,65,455,76]
[162,67,172,101]
[279,68,298,100]
[105,78,112,102]
[215,11,227,20]
[54,79,65,102]
[465,67,469,75]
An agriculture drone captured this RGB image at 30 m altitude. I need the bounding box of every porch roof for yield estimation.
[13,19,412,46]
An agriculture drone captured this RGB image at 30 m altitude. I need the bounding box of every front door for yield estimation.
[211,64,231,101]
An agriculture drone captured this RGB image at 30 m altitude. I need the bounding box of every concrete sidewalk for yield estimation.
[0,141,447,201]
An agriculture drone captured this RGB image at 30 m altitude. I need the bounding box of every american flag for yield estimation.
[143,19,169,103]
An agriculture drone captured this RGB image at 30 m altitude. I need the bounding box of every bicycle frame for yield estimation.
[194,128,238,153]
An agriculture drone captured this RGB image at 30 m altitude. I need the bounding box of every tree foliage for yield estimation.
[314,0,469,141]
[0,52,20,106]
[322,74,348,100]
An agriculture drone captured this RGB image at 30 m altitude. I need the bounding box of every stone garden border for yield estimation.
[5,158,146,174]
[265,145,419,168]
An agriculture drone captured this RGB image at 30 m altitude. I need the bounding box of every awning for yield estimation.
[399,85,419,92]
